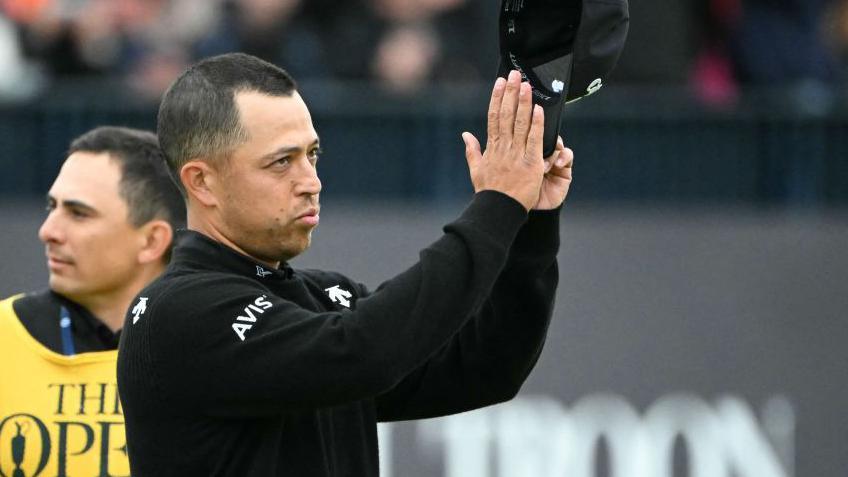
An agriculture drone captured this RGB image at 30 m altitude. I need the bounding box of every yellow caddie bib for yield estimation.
[0,296,129,477]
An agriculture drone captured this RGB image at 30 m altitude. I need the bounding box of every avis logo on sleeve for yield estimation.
[232,295,273,341]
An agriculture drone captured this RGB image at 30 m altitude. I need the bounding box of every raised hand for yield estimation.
[461,70,546,212]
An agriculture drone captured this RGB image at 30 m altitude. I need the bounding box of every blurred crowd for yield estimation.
[689,0,848,109]
[0,0,497,100]
[615,0,848,111]
[1,0,848,108]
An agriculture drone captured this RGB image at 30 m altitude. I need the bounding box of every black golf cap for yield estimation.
[498,0,629,156]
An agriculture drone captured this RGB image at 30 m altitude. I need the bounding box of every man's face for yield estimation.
[39,152,147,302]
[212,90,321,264]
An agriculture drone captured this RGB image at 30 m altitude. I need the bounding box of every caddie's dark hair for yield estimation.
[68,126,186,251]
[157,52,298,196]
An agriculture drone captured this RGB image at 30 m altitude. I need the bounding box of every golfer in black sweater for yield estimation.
[117,53,574,476]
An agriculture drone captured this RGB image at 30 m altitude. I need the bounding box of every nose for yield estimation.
[38,209,64,245]
[293,160,322,197]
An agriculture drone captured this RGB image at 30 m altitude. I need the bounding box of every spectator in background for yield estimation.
[730,0,840,112]
[315,0,496,93]
[372,19,440,93]
[690,0,742,107]
[13,0,122,77]
[688,0,842,110]
[6,0,215,99]
[118,0,217,99]
[193,0,328,81]
[0,10,43,99]
[732,0,837,84]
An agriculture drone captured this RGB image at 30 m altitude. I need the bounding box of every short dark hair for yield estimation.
[157,53,298,196]
[68,126,186,233]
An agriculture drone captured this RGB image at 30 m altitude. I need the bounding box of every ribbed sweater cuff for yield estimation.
[456,190,528,246]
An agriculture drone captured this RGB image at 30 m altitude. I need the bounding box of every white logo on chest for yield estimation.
[232,295,273,341]
[325,285,352,308]
[256,266,272,277]
[132,297,148,324]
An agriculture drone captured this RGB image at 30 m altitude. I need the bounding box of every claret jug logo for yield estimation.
[0,382,128,477]
[0,417,49,477]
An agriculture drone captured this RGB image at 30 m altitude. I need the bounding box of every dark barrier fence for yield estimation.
[2,82,846,206]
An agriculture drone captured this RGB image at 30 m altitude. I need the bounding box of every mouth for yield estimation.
[297,207,320,226]
[46,253,74,270]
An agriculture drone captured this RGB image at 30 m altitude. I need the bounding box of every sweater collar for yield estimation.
[52,290,122,348]
[171,230,294,282]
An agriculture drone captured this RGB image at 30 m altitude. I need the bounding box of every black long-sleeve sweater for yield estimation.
[117,191,560,476]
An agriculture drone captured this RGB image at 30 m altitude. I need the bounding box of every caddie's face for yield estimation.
[39,152,148,303]
[215,90,321,264]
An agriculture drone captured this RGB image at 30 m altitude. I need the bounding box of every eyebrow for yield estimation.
[259,139,321,163]
[47,194,98,214]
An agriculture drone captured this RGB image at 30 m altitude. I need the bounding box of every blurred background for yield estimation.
[1,0,847,476]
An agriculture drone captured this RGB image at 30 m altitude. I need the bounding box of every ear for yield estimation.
[137,220,174,265]
[181,160,219,207]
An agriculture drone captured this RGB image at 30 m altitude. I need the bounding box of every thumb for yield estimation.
[461,132,482,168]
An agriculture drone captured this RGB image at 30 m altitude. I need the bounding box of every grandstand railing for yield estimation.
[2,82,846,206]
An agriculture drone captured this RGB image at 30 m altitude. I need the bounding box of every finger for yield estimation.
[512,81,533,149]
[556,146,574,169]
[543,136,565,173]
[525,104,544,164]
[546,161,572,182]
[498,70,522,139]
[486,77,506,144]
[546,147,574,180]
[462,132,482,169]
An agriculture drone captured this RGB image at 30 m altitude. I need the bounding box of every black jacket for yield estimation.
[117,191,560,476]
